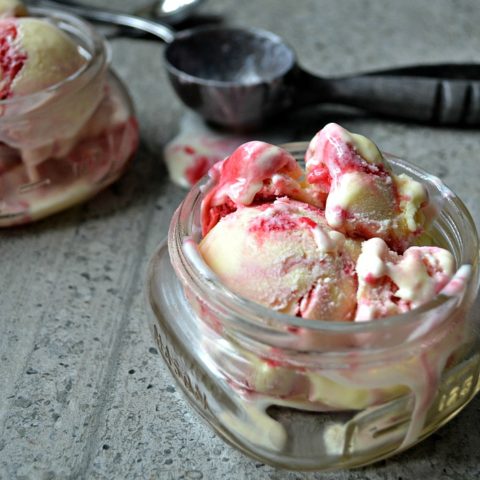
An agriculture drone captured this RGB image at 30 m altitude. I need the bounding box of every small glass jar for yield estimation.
[0,7,139,226]
[147,143,480,471]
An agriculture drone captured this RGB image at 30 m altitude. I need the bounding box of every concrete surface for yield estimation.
[1,0,480,479]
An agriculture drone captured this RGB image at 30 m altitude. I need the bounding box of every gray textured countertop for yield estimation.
[1,1,480,478]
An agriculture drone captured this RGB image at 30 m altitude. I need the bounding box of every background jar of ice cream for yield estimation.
[147,143,480,471]
[0,7,139,226]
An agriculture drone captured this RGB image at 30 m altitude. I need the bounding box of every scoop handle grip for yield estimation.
[300,64,480,125]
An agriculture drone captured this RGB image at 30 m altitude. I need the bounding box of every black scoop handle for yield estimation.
[298,64,480,125]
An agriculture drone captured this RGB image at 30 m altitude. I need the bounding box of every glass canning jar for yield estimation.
[0,7,139,226]
[147,143,480,471]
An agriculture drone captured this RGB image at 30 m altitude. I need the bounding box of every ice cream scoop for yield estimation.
[355,238,455,320]
[0,16,86,99]
[199,197,360,320]
[201,140,317,235]
[164,29,480,128]
[306,123,429,252]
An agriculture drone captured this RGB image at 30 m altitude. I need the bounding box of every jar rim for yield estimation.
[0,6,107,109]
[170,142,479,337]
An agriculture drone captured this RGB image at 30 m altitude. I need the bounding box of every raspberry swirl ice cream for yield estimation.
[176,123,475,453]
[355,239,455,320]
[201,140,319,235]
[0,5,139,225]
[305,123,429,252]
[200,196,360,320]
[199,124,451,323]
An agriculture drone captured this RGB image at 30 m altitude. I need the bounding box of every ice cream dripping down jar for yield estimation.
[147,133,480,471]
[0,6,139,226]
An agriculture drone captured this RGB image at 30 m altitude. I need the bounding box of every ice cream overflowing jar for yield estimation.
[147,142,479,471]
[0,7,138,226]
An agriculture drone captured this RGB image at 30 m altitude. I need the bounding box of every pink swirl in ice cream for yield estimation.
[355,239,455,320]
[0,20,26,98]
[306,123,429,252]
[201,196,360,320]
[201,140,319,235]
[0,17,86,99]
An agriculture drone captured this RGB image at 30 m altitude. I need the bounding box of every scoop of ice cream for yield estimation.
[355,237,455,320]
[0,17,106,178]
[199,197,361,320]
[201,141,319,235]
[0,17,87,99]
[0,0,27,18]
[305,123,429,251]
